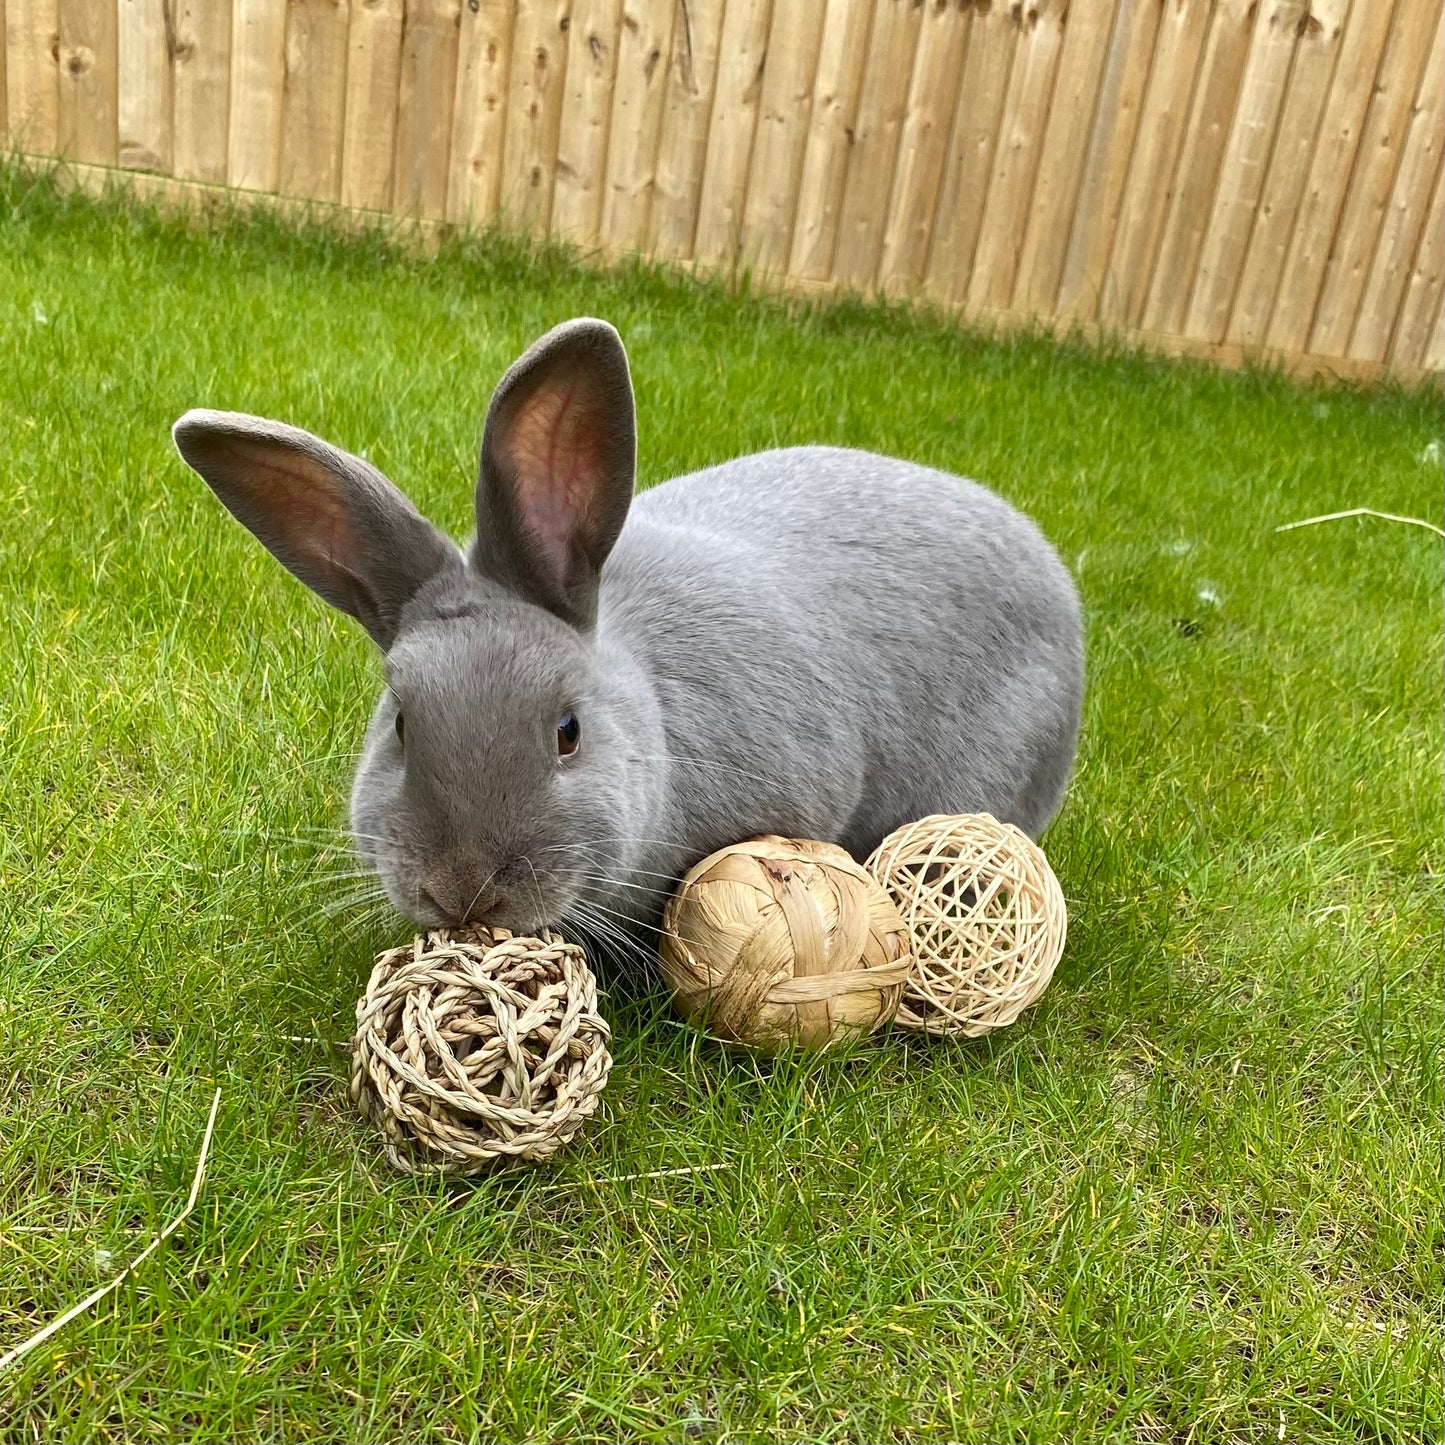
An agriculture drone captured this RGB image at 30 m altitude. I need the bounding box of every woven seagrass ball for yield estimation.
[659,836,912,1051]
[350,927,612,1175]
[866,813,1066,1037]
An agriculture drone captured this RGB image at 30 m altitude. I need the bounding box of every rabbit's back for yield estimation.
[604,446,1082,859]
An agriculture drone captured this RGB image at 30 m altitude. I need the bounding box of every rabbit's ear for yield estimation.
[474,318,636,629]
[173,410,458,650]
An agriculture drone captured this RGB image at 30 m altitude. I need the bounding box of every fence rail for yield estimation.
[4,0,1442,380]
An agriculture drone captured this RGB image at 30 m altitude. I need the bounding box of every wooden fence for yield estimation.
[4,0,1442,381]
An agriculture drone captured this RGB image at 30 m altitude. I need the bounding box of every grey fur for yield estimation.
[173,319,1084,950]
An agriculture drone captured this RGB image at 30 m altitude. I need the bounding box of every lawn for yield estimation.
[0,163,1440,1443]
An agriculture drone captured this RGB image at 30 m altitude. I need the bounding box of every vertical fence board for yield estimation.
[0,0,7,141]
[278,0,349,201]
[552,0,624,244]
[6,0,59,152]
[1186,0,1309,344]
[117,0,171,171]
[1054,0,1160,321]
[394,0,461,217]
[924,0,1018,304]
[1012,0,1117,316]
[876,0,970,296]
[500,0,571,234]
[1347,23,1443,359]
[1309,0,1439,355]
[1227,0,1350,347]
[693,0,773,268]
[786,0,874,281]
[968,0,1067,312]
[832,0,923,289]
[1388,164,1444,366]
[1101,0,1213,328]
[57,0,117,164]
[447,0,514,224]
[1264,0,1396,352]
[340,0,403,212]
[228,0,287,191]
[739,0,827,277]
[1140,0,1254,334]
[597,0,675,253]
[1427,300,1444,371]
[646,0,726,259]
[173,0,232,182]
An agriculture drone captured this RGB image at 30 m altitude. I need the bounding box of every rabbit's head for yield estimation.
[175,320,658,931]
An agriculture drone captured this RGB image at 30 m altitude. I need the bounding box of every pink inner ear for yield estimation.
[231,439,363,577]
[504,370,604,587]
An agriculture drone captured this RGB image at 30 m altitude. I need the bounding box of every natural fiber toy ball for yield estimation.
[350,927,612,1175]
[866,813,1066,1038]
[659,836,912,1051]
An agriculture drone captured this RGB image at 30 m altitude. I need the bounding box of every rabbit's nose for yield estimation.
[422,872,500,926]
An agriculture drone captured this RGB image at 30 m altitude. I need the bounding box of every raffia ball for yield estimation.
[350,927,612,1175]
[866,813,1067,1037]
[659,836,912,1051]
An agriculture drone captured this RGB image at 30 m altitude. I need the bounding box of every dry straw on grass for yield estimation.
[351,928,612,1175]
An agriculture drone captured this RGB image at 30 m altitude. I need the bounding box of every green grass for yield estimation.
[1,162,1441,1443]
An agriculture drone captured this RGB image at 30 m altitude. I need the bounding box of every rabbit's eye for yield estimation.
[557,711,580,758]
[394,711,405,746]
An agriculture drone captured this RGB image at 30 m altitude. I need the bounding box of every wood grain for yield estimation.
[1186,0,1311,344]
[228,0,287,192]
[1227,0,1351,347]
[552,0,624,244]
[1388,162,1444,367]
[647,0,727,259]
[500,0,573,234]
[447,0,515,225]
[693,0,773,268]
[740,0,828,277]
[1054,0,1160,321]
[832,0,924,289]
[923,0,1018,304]
[786,0,875,281]
[1347,15,1444,360]
[876,0,970,296]
[117,0,170,172]
[394,0,462,218]
[278,0,349,202]
[1012,0,1117,316]
[597,0,675,252]
[341,0,404,212]
[1309,0,1440,356]
[1263,0,1397,352]
[173,0,232,183]
[7,0,59,153]
[1140,0,1256,335]
[57,0,117,164]
[1100,0,1214,327]
[968,0,1067,312]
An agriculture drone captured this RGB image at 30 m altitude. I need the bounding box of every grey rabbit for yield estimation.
[173,319,1083,954]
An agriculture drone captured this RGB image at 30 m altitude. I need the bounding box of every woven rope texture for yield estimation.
[350,928,612,1175]
[659,836,911,1050]
[867,813,1066,1037]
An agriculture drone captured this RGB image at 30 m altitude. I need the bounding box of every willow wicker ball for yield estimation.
[659,836,912,1051]
[350,927,612,1175]
[866,813,1067,1038]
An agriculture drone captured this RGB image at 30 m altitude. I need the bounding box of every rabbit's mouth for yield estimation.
[377,852,577,935]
